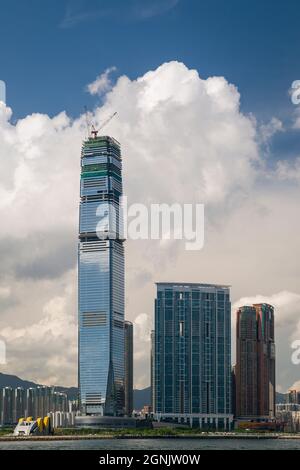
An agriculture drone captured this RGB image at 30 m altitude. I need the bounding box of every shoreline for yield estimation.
[0,433,300,442]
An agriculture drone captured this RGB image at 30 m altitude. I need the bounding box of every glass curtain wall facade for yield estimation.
[78,135,125,416]
[255,303,276,418]
[154,283,232,429]
[124,321,133,416]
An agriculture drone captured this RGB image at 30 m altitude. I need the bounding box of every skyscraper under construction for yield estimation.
[78,133,125,416]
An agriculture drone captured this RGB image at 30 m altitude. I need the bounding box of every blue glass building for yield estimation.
[78,135,125,416]
[154,283,233,429]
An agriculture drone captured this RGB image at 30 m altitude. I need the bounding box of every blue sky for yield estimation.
[1,0,300,126]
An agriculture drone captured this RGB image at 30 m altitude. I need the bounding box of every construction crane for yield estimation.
[84,107,117,139]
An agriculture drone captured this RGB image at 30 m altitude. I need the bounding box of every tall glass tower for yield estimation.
[153,282,233,429]
[78,134,125,416]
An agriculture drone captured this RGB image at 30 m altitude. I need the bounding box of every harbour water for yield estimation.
[0,438,300,450]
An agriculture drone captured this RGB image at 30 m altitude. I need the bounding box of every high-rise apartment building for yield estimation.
[78,134,125,416]
[33,386,68,418]
[34,386,51,419]
[236,303,275,419]
[0,387,13,425]
[0,386,68,424]
[26,388,35,417]
[255,303,276,418]
[124,321,133,416]
[13,387,26,423]
[236,306,258,417]
[153,282,233,429]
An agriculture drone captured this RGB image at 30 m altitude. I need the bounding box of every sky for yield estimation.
[1,0,300,392]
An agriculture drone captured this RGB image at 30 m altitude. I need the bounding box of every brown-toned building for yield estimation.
[236,303,275,420]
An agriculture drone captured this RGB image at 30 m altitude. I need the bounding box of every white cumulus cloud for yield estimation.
[87,66,117,96]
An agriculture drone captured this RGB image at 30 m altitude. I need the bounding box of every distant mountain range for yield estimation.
[0,372,151,409]
[0,373,287,409]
